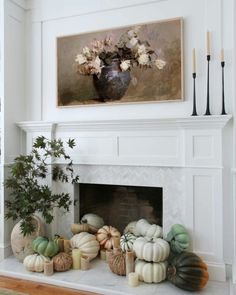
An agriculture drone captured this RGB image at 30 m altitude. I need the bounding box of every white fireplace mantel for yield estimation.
[16,115,232,282]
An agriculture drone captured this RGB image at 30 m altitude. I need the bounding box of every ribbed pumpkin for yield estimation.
[123,221,139,236]
[135,259,167,283]
[23,254,49,272]
[108,251,126,276]
[133,237,170,262]
[80,213,104,232]
[135,219,163,238]
[167,252,209,291]
[32,236,59,258]
[70,232,100,261]
[166,224,190,253]
[52,252,72,272]
[120,233,137,252]
[96,225,121,249]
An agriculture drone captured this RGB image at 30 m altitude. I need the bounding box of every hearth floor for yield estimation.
[0,256,232,295]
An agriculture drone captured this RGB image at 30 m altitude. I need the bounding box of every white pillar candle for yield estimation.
[44,260,54,276]
[100,249,106,260]
[72,249,81,269]
[128,272,139,287]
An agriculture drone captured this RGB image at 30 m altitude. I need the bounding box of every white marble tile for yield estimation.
[0,257,230,295]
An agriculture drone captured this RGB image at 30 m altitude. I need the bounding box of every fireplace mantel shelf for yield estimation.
[17,114,232,132]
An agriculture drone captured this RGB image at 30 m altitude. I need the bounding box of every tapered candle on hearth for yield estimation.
[207,31,211,55]
[100,249,106,260]
[192,48,196,73]
[221,48,224,61]
[72,249,81,269]
[126,250,134,275]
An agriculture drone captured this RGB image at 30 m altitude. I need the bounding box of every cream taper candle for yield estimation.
[221,48,224,61]
[72,248,81,269]
[207,31,211,55]
[128,272,139,287]
[192,48,196,73]
[100,249,106,260]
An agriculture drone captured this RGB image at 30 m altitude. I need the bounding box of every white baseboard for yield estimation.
[207,261,226,282]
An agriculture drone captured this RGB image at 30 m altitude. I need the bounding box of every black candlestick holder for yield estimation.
[221,61,227,115]
[191,72,197,116]
[205,54,211,115]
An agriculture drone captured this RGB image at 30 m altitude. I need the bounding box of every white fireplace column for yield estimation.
[17,115,232,281]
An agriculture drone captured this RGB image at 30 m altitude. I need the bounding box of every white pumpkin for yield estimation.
[120,233,137,252]
[123,221,139,236]
[70,232,100,261]
[80,213,104,230]
[135,259,167,283]
[96,225,121,249]
[133,237,170,262]
[135,219,163,238]
[23,254,49,272]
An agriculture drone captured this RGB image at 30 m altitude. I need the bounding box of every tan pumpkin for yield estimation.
[108,251,126,276]
[71,223,90,235]
[70,232,100,261]
[96,225,121,249]
[23,254,49,272]
[135,219,163,238]
[52,252,72,272]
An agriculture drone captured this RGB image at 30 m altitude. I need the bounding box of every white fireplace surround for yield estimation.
[17,115,232,282]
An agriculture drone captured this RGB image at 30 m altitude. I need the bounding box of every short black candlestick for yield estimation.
[205,54,211,115]
[191,72,197,116]
[221,61,227,115]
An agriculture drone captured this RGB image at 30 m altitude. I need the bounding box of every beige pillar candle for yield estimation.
[81,255,90,270]
[44,260,54,276]
[100,249,106,260]
[106,249,113,263]
[128,272,139,287]
[113,236,120,248]
[64,240,71,254]
[126,250,134,275]
[72,248,81,269]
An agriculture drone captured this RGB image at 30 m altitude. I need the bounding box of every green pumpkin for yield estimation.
[32,236,59,257]
[120,233,137,252]
[166,224,189,253]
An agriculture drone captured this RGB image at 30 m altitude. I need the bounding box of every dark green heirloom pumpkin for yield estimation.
[167,252,209,291]
[32,236,59,258]
[166,224,190,253]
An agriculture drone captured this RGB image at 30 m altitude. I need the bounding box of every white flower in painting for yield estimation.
[137,44,147,55]
[138,53,149,65]
[82,46,91,57]
[155,59,166,69]
[120,60,131,71]
[127,26,141,38]
[75,54,87,65]
[128,37,138,48]
[89,56,102,75]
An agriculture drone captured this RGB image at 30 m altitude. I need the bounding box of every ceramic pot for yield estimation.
[11,216,45,262]
[93,60,131,101]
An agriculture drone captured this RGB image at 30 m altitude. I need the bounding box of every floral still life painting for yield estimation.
[57,18,183,106]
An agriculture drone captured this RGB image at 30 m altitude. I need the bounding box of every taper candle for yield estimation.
[221,48,224,61]
[100,249,106,260]
[81,255,90,270]
[44,260,54,276]
[64,240,71,254]
[128,272,139,287]
[126,250,134,275]
[207,31,211,55]
[192,48,196,73]
[72,249,81,269]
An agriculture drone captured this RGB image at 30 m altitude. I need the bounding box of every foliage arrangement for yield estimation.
[5,136,79,236]
[75,26,166,77]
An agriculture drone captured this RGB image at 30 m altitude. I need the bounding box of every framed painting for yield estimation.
[57,17,183,106]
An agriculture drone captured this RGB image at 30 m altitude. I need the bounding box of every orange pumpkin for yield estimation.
[96,225,121,249]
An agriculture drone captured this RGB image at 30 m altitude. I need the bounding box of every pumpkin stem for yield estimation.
[167,265,176,277]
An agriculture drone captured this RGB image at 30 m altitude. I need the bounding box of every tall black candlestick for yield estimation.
[221,61,227,115]
[205,55,211,115]
[191,72,197,116]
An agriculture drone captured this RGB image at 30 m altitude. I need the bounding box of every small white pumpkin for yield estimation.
[135,259,167,283]
[120,233,137,252]
[80,213,104,231]
[96,225,121,249]
[70,232,100,261]
[123,221,139,236]
[135,219,163,238]
[23,254,49,272]
[133,237,170,262]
